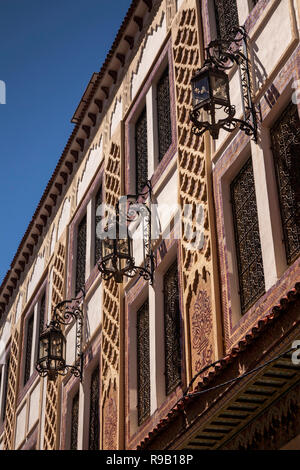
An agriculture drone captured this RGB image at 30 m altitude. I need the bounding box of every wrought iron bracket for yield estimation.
[97,181,155,285]
[125,181,155,285]
[52,288,85,382]
[193,26,258,141]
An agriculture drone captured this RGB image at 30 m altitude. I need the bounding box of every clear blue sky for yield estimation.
[0,0,130,284]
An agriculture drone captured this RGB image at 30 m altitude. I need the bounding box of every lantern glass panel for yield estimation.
[117,237,130,257]
[101,237,115,260]
[50,330,64,359]
[192,74,210,108]
[211,74,229,103]
[39,335,49,361]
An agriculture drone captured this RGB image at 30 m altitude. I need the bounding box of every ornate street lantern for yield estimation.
[190,63,234,139]
[98,203,135,283]
[190,26,257,141]
[97,182,155,284]
[36,289,84,382]
[36,320,66,381]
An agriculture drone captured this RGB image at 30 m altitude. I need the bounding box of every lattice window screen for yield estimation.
[94,186,102,265]
[214,0,239,39]
[38,293,46,342]
[88,365,100,450]
[3,330,19,450]
[270,102,300,265]
[1,356,9,422]
[164,261,181,395]
[70,391,79,450]
[137,299,150,425]
[135,106,148,195]
[230,157,265,314]
[76,215,87,295]
[24,314,34,386]
[157,66,172,162]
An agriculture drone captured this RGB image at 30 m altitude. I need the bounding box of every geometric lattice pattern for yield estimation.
[75,215,87,295]
[214,0,239,40]
[43,242,66,450]
[94,186,103,265]
[88,365,100,450]
[270,102,300,265]
[172,7,213,376]
[164,262,181,395]
[102,143,121,384]
[101,142,121,449]
[137,300,150,425]
[157,66,172,162]
[3,329,20,450]
[135,107,148,194]
[230,157,265,313]
[70,391,79,450]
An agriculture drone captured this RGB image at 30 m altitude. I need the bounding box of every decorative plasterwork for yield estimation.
[76,136,103,206]
[110,97,123,138]
[130,10,166,99]
[50,225,56,257]
[176,0,185,10]
[15,294,23,324]
[26,253,45,302]
[57,198,71,242]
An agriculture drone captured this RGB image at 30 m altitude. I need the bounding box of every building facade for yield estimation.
[0,0,299,450]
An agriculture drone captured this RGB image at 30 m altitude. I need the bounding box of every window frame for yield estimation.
[230,155,265,314]
[21,286,47,391]
[136,298,150,426]
[75,213,87,296]
[125,39,177,196]
[0,351,10,427]
[269,101,300,266]
[163,259,182,395]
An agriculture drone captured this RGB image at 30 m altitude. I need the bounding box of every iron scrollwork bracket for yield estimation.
[124,180,155,285]
[204,26,258,141]
[53,288,85,381]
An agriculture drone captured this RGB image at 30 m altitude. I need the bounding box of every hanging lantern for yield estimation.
[36,320,66,381]
[190,63,234,139]
[98,205,135,283]
[97,184,154,284]
[36,289,84,382]
[190,26,257,141]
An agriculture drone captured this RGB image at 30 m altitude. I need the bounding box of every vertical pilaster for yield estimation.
[171,0,222,386]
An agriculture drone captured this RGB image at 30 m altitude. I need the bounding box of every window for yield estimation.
[163,261,181,395]
[270,102,300,265]
[230,157,265,314]
[24,314,34,386]
[94,186,102,266]
[214,0,239,40]
[70,391,79,450]
[38,293,46,349]
[157,66,172,162]
[137,299,150,425]
[1,355,9,423]
[88,365,100,450]
[135,106,148,194]
[126,46,175,195]
[22,290,47,387]
[76,215,87,294]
